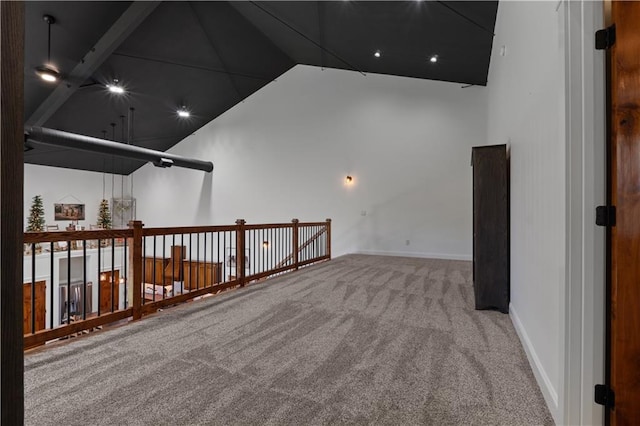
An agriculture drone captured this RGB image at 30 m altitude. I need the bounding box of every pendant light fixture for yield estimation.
[128,107,135,204]
[35,15,61,83]
[110,122,116,208]
[120,115,126,202]
[101,130,107,200]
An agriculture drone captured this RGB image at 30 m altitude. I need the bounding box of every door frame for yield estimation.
[563,0,606,425]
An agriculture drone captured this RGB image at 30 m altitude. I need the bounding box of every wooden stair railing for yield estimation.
[23,218,331,348]
[275,226,328,269]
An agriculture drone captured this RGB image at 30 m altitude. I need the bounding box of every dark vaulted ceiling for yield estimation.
[23,1,498,175]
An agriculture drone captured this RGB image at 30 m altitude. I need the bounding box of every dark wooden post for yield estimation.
[326,218,332,259]
[235,219,246,287]
[292,219,299,270]
[128,220,144,320]
[0,2,24,424]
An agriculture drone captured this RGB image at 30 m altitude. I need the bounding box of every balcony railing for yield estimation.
[22,218,331,349]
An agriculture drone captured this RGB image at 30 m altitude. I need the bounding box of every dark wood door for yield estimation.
[23,281,46,335]
[99,270,120,314]
[608,1,640,424]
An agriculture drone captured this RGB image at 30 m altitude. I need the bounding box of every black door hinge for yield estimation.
[596,25,616,50]
[595,384,615,408]
[596,206,616,227]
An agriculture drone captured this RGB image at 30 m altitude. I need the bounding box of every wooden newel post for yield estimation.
[292,219,299,270]
[128,220,144,320]
[326,218,332,259]
[235,219,246,287]
[1,2,25,424]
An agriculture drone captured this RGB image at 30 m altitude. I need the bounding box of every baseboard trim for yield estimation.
[510,303,559,423]
[354,250,472,261]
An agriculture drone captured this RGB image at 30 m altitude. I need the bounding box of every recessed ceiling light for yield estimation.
[430,55,438,63]
[177,107,190,118]
[106,79,125,94]
[36,65,60,82]
[374,50,382,58]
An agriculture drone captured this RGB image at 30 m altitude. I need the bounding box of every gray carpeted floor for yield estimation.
[25,254,553,425]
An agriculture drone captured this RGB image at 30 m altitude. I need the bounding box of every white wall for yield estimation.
[486,1,566,423]
[24,164,131,230]
[133,65,488,259]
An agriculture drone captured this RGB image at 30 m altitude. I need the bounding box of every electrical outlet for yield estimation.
[361,210,367,216]
[405,239,410,246]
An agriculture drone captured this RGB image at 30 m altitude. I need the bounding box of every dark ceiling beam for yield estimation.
[248,1,366,76]
[111,52,276,81]
[434,1,495,36]
[25,1,160,127]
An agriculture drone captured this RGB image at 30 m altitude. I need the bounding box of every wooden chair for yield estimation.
[163,246,186,284]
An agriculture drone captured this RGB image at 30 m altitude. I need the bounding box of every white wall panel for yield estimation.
[133,65,488,259]
[486,1,566,422]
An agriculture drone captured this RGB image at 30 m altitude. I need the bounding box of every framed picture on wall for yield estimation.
[54,203,85,221]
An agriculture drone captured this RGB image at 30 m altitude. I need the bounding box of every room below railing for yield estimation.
[22,218,331,349]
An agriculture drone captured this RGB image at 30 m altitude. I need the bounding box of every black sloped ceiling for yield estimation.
[24,1,498,175]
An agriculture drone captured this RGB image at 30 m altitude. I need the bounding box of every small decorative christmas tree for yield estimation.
[26,195,46,232]
[97,199,112,229]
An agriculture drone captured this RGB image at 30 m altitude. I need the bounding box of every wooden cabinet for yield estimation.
[169,245,185,282]
[143,245,185,285]
[183,260,222,290]
[471,145,509,313]
[144,257,170,285]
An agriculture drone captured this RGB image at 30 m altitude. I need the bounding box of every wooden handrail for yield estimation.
[244,223,294,231]
[24,229,133,244]
[296,221,330,227]
[276,223,328,269]
[22,218,331,347]
[142,224,237,236]
[244,221,325,230]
